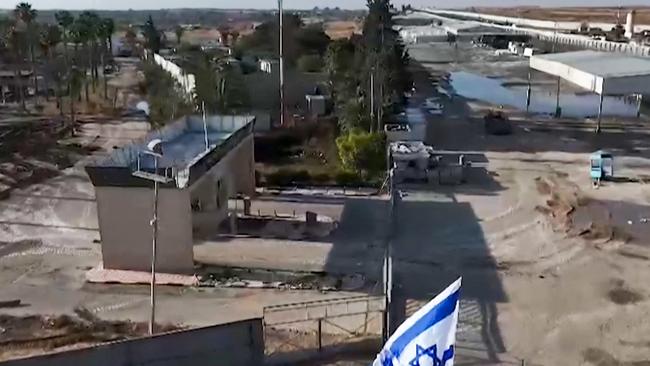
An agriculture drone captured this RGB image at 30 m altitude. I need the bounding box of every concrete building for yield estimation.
[85,115,256,274]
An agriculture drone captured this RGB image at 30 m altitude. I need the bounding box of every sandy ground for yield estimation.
[474,6,650,25]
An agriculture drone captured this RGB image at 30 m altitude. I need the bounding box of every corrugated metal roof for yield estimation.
[532,50,650,78]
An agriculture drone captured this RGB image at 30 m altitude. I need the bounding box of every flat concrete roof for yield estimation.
[86,115,255,188]
[530,50,650,95]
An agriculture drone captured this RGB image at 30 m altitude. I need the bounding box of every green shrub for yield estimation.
[335,130,386,176]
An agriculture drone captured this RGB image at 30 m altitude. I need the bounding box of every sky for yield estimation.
[1,0,647,10]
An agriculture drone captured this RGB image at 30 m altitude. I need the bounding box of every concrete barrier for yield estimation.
[146,52,196,99]
[1,318,264,366]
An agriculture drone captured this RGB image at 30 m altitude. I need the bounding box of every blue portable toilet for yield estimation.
[590,150,613,183]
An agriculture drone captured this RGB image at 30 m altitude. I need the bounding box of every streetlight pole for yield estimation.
[149,155,159,335]
[278,0,285,127]
[132,139,172,336]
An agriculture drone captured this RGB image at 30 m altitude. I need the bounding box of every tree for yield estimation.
[295,24,331,56]
[338,97,370,132]
[216,63,250,113]
[14,2,38,105]
[68,66,84,122]
[69,19,90,101]
[98,18,115,99]
[174,25,184,45]
[325,38,356,82]
[2,20,27,109]
[143,15,161,53]
[39,25,61,102]
[55,10,73,64]
[297,54,323,72]
[336,129,386,176]
[124,27,137,49]
[77,11,100,90]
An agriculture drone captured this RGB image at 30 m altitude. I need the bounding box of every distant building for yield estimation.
[86,115,256,274]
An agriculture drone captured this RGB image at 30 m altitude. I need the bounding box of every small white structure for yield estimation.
[305,94,327,116]
[626,10,636,39]
[259,58,279,74]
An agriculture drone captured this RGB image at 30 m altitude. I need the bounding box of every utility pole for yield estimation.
[278,0,285,127]
[370,71,375,131]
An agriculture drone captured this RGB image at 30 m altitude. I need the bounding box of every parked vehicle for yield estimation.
[484,110,512,135]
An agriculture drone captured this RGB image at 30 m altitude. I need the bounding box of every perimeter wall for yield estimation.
[0,318,264,366]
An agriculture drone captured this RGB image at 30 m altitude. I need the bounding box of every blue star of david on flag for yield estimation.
[372,278,462,366]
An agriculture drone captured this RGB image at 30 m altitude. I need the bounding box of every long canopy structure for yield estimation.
[530,50,650,95]
[529,50,650,132]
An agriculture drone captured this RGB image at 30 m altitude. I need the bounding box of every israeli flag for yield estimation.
[373,277,462,366]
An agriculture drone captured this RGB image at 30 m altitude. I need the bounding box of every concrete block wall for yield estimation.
[95,186,194,273]
[0,319,264,366]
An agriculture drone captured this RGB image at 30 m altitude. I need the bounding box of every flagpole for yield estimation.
[384,147,395,342]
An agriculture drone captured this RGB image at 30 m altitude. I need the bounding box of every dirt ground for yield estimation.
[0,310,177,361]
[324,20,362,40]
[402,41,650,365]
[475,6,650,25]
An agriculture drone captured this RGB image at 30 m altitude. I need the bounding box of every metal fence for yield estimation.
[263,295,385,362]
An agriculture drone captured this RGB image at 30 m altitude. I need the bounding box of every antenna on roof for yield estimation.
[202,101,209,151]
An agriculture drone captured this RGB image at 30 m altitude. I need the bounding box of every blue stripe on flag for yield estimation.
[388,289,460,359]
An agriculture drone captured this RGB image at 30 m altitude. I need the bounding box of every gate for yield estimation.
[263,295,385,362]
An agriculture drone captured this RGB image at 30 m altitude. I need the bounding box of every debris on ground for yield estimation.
[535,175,633,245]
[0,310,179,361]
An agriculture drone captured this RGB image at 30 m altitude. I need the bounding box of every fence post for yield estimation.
[318,318,323,352]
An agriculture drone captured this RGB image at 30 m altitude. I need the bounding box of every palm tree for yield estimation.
[69,20,87,102]
[98,18,114,99]
[55,11,73,65]
[68,66,83,122]
[174,26,184,45]
[39,25,61,103]
[3,21,27,110]
[77,11,100,91]
[14,2,38,103]
[101,18,114,54]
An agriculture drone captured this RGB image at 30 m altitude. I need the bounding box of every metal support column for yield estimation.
[597,93,604,134]
[555,76,561,117]
[526,69,532,113]
[637,94,643,119]
[278,0,284,127]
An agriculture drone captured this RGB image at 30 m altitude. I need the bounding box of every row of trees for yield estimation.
[330,0,412,178]
[0,2,115,120]
[234,14,331,70]
[139,16,251,121]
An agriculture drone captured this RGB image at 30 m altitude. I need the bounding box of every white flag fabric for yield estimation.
[373,277,462,366]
